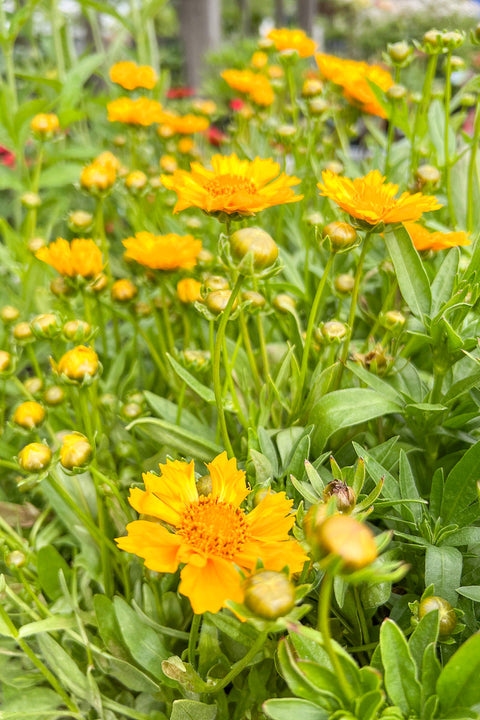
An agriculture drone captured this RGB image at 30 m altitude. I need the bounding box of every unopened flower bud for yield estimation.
[111,279,138,303]
[383,310,406,328]
[243,570,296,619]
[177,278,202,304]
[197,249,214,267]
[418,596,457,637]
[6,550,27,568]
[230,227,278,271]
[1,305,20,324]
[121,401,143,419]
[423,29,442,49]
[416,164,441,189]
[450,55,465,71]
[56,345,99,382]
[60,432,92,470]
[62,320,92,341]
[31,313,60,338]
[113,134,126,147]
[335,274,355,294]
[277,124,296,140]
[306,212,323,226]
[302,78,323,97]
[81,162,116,193]
[309,97,328,115]
[88,273,108,293]
[134,301,152,317]
[303,502,329,547]
[13,401,46,430]
[24,377,43,395]
[323,221,357,252]
[388,41,411,64]
[323,480,356,513]
[68,210,93,233]
[441,31,464,50]
[21,192,41,209]
[28,237,46,253]
[321,321,347,342]
[0,350,12,373]
[206,290,238,315]
[315,515,377,571]
[18,442,51,472]
[325,160,343,175]
[387,84,407,101]
[13,322,34,342]
[183,349,209,369]
[242,290,266,309]
[196,474,212,496]
[125,170,148,192]
[204,275,229,292]
[44,385,65,405]
[30,113,59,136]
[50,276,75,297]
[273,294,296,313]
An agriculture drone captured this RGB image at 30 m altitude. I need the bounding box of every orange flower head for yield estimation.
[177,278,202,303]
[159,154,178,173]
[404,222,470,252]
[316,53,393,117]
[222,69,258,94]
[192,99,217,116]
[177,137,195,155]
[267,28,317,58]
[160,112,209,135]
[222,70,274,107]
[318,170,442,228]
[122,232,202,271]
[248,75,275,106]
[161,153,303,218]
[30,113,60,136]
[36,238,103,278]
[109,61,157,90]
[95,151,122,174]
[116,452,308,614]
[251,51,268,69]
[107,97,163,126]
[268,64,284,79]
[81,162,116,192]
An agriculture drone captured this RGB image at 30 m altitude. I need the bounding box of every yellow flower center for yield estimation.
[204,174,257,198]
[178,496,248,559]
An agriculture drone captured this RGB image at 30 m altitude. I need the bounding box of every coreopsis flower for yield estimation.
[404,222,470,252]
[55,346,99,382]
[192,98,217,116]
[267,28,317,58]
[251,51,268,69]
[221,70,275,107]
[249,75,275,106]
[177,137,195,155]
[316,53,393,118]
[109,61,157,90]
[36,238,103,278]
[95,151,122,174]
[267,64,284,79]
[161,153,302,217]
[159,155,178,173]
[177,278,202,303]
[122,232,202,270]
[222,69,258,95]
[30,113,60,137]
[160,112,209,135]
[116,452,308,614]
[107,97,163,126]
[80,161,116,192]
[318,170,441,228]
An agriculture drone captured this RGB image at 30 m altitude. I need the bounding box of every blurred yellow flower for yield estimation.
[160,112,209,135]
[191,98,217,116]
[222,70,274,106]
[267,28,317,58]
[30,113,60,136]
[177,278,202,303]
[318,170,442,226]
[159,155,178,173]
[177,137,195,154]
[81,161,116,192]
[107,97,163,126]
[95,151,122,173]
[122,232,202,270]
[251,51,268,69]
[109,61,157,90]
[249,75,275,106]
[316,53,393,117]
[161,153,302,217]
[116,452,308,614]
[36,238,103,278]
[404,222,470,251]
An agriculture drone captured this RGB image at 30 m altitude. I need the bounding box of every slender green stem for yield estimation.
[317,571,354,703]
[94,197,110,280]
[430,367,445,404]
[0,0,18,112]
[50,0,66,82]
[205,630,269,694]
[161,282,175,355]
[239,310,262,392]
[286,63,298,125]
[334,234,372,390]
[467,97,480,233]
[410,54,438,178]
[360,278,398,352]
[385,67,401,175]
[77,388,93,442]
[443,51,456,228]
[293,252,335,417]
[353,586,370,646]
[222,335,248,428]
[188,613,201,668]
[212,276,243,457]
[26,344,44,382]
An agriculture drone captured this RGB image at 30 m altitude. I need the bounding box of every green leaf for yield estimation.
[422,643,441,709]
[18,616,76,638]
[456,586,480,602]
[385,225,431,319]
[93,595,130,660]
[170,699,217,720]
[380,618,421,716]
[425,545,462,606]
[310,389,402,453]
[408,610,439,672]
[39,162,83,189]
[398,450,422,523]
[431,248,460,316]
[167,353,216,404]
[114,596,170,681]
[428,99,456,167]
[277,639,334,709]
[437,631,480,711]
[352,442,400,500]
[37,546,72,601]
[144,390,216,442]
[58,54,105,112]
[354,690,384,720]
[263,698,329,720]
[440,440,480,524]
[441,528,480,546]
[127,416,222,461]
[346,360,403,404]
[37,634,90,699]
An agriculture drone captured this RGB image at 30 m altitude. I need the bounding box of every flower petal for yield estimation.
[179,556,244,614]
[207,452,250,506]
[115,520,182,573]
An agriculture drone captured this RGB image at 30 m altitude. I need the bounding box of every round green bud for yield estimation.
[243,570,296,619]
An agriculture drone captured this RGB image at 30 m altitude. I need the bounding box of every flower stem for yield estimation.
[212,276,243,457]
[443,51,456,228]
[239,310,262,392]
[467,98,480,233]
[206,630,269,694]
[410,54,438,178]
[188,613,202,668]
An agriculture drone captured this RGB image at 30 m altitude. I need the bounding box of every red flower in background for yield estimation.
[166,87,196,99]
[229,98,245,111]
[0,146,15,168]
[207,126,228,146]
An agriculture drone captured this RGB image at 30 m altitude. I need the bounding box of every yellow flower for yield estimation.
[95,151,122,174]
[116,452,308,614]
[111,278,138,302]
[267,28,317,58]
[161,153,303,217]
[248,75,275,106]
[404,222,470,251]
[30,113,60,136]
[18,443,52,473]
[13,401,45,429]
[56,346,99,381]
[267,64,284,79]
[222,69,258,94]
[109,61,157,90]
[177,278,202,303]
[36,238,103,278]
[122,232,202,270]
[221,70,275,107]
[192,99,217,116]
[60,432,92,470]
[316,53,393,118]
[159,154,178,173]
[251,51,268,69]
[177,137,195,155]
[160,112,209,135]
[107,97,163,126]
[318,170,442,227]
[81,161,116,192]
